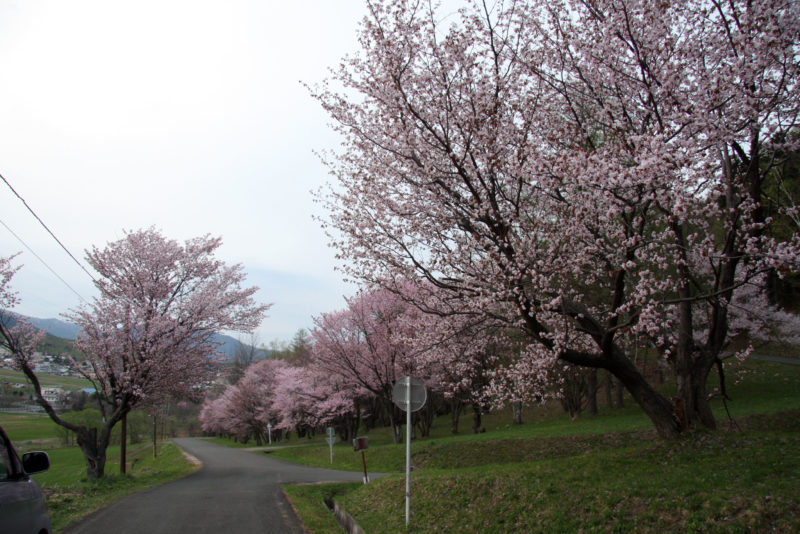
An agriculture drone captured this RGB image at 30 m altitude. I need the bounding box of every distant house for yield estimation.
[41,387,65,408]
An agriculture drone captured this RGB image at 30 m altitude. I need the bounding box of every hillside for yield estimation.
[267,357,800,533]
[5,312,260,361]
[39,332,84,359]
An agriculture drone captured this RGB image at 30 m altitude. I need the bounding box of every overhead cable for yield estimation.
[0,216,87,303]
[0,171,96,282]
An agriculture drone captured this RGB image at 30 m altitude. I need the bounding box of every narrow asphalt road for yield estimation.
[751,353,800,365]
[62,438,368,534]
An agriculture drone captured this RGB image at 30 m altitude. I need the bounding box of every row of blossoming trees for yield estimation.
[201,0,800,443]
[308,0,800,439]
[199,285,510,445]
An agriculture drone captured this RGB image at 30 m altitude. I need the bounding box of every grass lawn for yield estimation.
[263,358,800,533]
[337,413,800,533]
[0,412,63,443]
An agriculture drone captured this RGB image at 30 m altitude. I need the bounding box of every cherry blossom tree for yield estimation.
[199,358,285,443]
[4,229,269,478]
[310,287,416,443]
[270,363,362,440]
[404,304,500,434]
[314,0,800,438]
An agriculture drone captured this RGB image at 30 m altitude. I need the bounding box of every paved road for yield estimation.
[751,354,800,365]
[62,438,368,534]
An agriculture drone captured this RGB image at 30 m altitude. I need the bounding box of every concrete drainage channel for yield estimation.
[325,498,367,534]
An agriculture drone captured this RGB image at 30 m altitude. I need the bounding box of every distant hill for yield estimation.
[25,316,81,340]
[213,334,267,361]
[3,312,257,362]
[40,332,85,359]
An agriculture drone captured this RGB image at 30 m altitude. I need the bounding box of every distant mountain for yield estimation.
[211,333,266,361]
[24,317,81,340]
[3,312,258,362]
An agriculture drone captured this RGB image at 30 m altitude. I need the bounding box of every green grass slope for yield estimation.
[269,358,800,533]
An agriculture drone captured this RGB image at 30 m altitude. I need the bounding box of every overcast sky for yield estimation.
[0,1,372,345]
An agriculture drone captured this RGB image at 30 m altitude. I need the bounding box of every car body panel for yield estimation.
[0,425,52,534]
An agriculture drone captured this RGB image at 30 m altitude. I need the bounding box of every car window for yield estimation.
[0,434,10,480]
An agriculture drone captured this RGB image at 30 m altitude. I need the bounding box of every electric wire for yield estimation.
[0,171,96,283]
[0,216,87,303]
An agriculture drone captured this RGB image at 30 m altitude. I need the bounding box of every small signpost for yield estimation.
[353,436,370,483]
[267,423,273,445]
[392,376,427,527]
[325,426,336,464]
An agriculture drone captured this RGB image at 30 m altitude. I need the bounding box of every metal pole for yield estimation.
[405,378,411,527]
[330,441,334,464]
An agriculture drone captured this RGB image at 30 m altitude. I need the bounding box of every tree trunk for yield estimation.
[152,414,158,459]
[512,401,524,425]
[606,354,680,439]
[385,401,402,444]
[471,402,482,434]
[416,393,436,438]
[450,398,463,434]
[676,355,717,430]
[73,426,107,479]
[120,413,127,474]
[345,399,361,442]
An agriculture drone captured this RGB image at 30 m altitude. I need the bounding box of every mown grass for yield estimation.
[338,413,800,533]
[270,358,800,533]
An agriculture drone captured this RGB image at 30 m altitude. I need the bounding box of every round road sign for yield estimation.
[392,376,427,413]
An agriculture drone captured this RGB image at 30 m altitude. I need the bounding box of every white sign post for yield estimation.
[267,423,272,445]
[392,376,427,528]
[325,426,336,464]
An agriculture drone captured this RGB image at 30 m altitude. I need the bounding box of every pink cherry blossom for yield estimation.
[312,0,800,438]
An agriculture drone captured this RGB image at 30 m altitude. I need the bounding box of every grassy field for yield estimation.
[334,413,800,533]
[0,368,91,390]
[261,358,800,533]
[0,412,62,443]
[1,413,199,533]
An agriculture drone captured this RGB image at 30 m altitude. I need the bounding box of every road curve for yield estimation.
[62,438,367,534]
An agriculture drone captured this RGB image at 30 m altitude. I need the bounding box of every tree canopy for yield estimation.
[0,228,269,478]
[313,0,800,437]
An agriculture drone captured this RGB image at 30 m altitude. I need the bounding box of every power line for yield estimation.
[0,171,96,283]
[0,216,87,303]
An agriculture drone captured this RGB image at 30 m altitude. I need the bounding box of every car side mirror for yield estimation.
[21,451,50,475]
